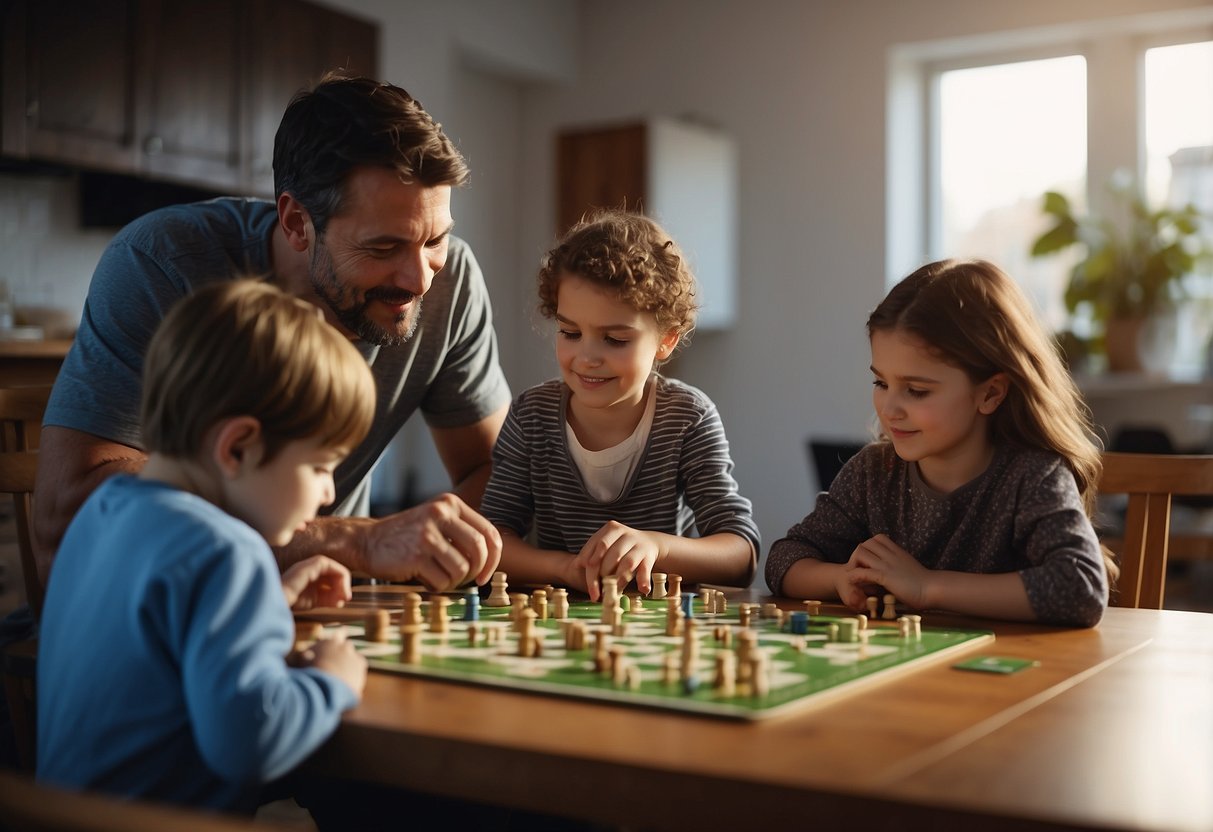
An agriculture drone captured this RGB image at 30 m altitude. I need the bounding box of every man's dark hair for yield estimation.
[273,73,469,235]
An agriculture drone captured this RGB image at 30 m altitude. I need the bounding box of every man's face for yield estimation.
[307,167,453,346]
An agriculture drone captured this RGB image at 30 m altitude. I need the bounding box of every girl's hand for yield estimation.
[841,534,930,610]
[573,521,662,602]
[281,555,353,611]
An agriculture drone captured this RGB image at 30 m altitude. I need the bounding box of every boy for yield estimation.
[36,280,372,813]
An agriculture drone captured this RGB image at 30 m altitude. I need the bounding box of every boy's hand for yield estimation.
[841,534,929,610]
[282,555,352,610]
[364,494,502,591]
[573,521,662,602]
[300,629,367,697]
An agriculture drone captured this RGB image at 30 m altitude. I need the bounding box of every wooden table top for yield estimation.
[306,591,1213,832]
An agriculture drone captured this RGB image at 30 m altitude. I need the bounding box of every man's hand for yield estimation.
[363,493,502,590]
[281,555,352,610]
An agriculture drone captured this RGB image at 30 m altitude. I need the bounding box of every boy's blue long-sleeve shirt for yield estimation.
[36,476,357,812]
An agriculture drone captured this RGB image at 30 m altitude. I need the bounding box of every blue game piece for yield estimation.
[462,588,480,621]
[790,611,809,635]
[681,591,694,620]
[681,674,700,695]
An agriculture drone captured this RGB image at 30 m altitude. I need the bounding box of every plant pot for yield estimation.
[1103,311,1178,373]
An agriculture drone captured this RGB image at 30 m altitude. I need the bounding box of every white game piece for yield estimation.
[882,593,897,620]
[517,609,538,657]
[428,596,451,634]
[484,571,511,607]
[552,588,570,620]
[651,572,668,599]
[714,651,736,696]
[866,596,879,619]
[667,574,683,600]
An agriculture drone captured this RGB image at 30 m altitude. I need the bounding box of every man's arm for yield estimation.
[429,403,508,510]
[33,426,148,586]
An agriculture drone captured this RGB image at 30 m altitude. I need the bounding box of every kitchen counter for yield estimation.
[0,338,72,386]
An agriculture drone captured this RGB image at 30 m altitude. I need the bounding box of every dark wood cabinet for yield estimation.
[1,0,377,196]
[245,0,377,195]
[1,0,140,173]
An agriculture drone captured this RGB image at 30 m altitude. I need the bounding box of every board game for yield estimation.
[305,580,995,721]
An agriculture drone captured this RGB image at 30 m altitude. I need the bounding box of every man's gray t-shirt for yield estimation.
[45,198,511,517]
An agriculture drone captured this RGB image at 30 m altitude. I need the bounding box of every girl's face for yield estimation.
[554,273,678,423]
[870,328,1006,490]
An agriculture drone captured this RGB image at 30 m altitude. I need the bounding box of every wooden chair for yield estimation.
[0,385,52,617]
[0,385,52,772]
[1099,451,1213,610]
[0,769,297,831]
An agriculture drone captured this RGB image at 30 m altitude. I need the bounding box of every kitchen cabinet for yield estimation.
[1,0,377,195]
[557,119,739,330]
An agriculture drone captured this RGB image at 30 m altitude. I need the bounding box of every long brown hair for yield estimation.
[868,259,1103,518]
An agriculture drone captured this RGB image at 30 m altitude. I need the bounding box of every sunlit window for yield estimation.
[935,55,1087,333]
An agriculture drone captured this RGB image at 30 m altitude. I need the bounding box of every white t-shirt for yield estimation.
[565,380,658,503]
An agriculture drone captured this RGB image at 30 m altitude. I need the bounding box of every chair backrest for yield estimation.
[0,386,53,617]
[807,438,867,492]
[1098,451,1213,610]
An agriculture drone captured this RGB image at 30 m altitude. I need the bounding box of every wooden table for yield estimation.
[307,595,1213,832]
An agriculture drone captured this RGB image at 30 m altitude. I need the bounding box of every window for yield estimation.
[889,14,1213,375]
[934,55,1087,332]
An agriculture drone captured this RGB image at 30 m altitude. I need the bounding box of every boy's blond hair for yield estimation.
[140,279,375,465]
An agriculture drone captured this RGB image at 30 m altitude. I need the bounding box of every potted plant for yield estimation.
[1030,174,1211,372]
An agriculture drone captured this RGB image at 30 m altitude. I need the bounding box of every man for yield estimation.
[34,74,510,592]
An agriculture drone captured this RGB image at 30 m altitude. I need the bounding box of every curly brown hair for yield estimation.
[538,210,698,342]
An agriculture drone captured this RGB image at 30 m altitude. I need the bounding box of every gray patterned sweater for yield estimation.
[482,376,760,583]
[764,442,1107,626]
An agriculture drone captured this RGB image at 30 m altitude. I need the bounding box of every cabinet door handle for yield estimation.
[143,135,164,155]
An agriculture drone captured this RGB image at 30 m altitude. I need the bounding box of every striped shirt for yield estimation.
[482,376,760,579]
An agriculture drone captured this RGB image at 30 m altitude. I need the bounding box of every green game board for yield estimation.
[343,595,994,721]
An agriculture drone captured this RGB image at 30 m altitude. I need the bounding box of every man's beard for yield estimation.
[309,243,421,347]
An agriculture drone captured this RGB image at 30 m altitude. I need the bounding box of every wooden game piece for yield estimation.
[510,593,529,629]
[402,592,423,628]
[866,596,879,619]
[467,623,479,647]
[294,620,322,648]
[715,591,727,614]
[462,588,480,622]
[750,653,769,697]
[700,588,712,612]
[790,635,806,653]
[364,609,390,643]
[898,616,911,638]
[593,630,610,673]
[738,605,753,629]
[668,574,683,600]
[624,664,641,691]
[761,602,779,620]
[429,596,452,634]
[680,618,700,679]
[517,609,538,657]
[543,584,555,599]
[601,578,622,625]
[627,593,642,613]
[905,614,922,640]
[665,600,684,637]
[883,593,897,620]
[736,629,757,683]
[399,624,423,664]
[610,647,627,685]
[531,589,548,621]
[714,651,736,696]
[806,600,822,616]
[651,572,668,599]
[552,588,570,620]
[826,622,839,642]
[484,571,510,607]
[837,617,858,643]
[856,613,867,631]
[531,635,544,657]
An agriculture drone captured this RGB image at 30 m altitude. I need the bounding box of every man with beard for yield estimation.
[32,75,511,592]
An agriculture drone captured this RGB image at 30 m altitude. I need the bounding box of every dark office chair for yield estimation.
[806,438,867,492]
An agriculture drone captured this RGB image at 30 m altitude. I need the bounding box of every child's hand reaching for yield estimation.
[282,555,353,611]
[294,628,367,697]
[573,521,662,602]
[839,534,930,611]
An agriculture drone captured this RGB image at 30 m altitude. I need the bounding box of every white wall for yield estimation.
[510,0,1213,582]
